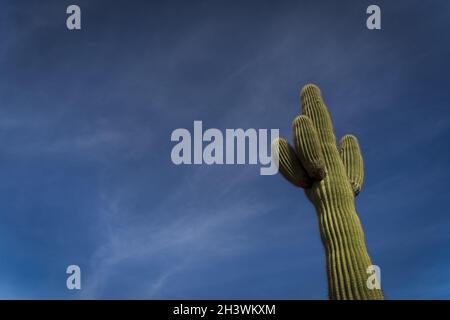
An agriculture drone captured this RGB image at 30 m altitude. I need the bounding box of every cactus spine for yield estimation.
[273,84,383,300]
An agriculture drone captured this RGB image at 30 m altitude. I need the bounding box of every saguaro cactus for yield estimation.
[273,84,383,300]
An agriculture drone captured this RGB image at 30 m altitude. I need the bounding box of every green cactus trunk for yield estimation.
[306,167,382,300]
[273,84,384,300]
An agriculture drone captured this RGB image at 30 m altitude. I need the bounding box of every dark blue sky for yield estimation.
[1,0,450,299]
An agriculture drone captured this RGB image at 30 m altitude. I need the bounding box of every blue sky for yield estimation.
[0,0,450,299]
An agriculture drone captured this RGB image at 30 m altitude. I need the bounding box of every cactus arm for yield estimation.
[293,115,326,180]
[272,138,312,188]
[339,135,364,195]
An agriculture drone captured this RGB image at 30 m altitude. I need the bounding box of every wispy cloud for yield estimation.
[81,167,275,298]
